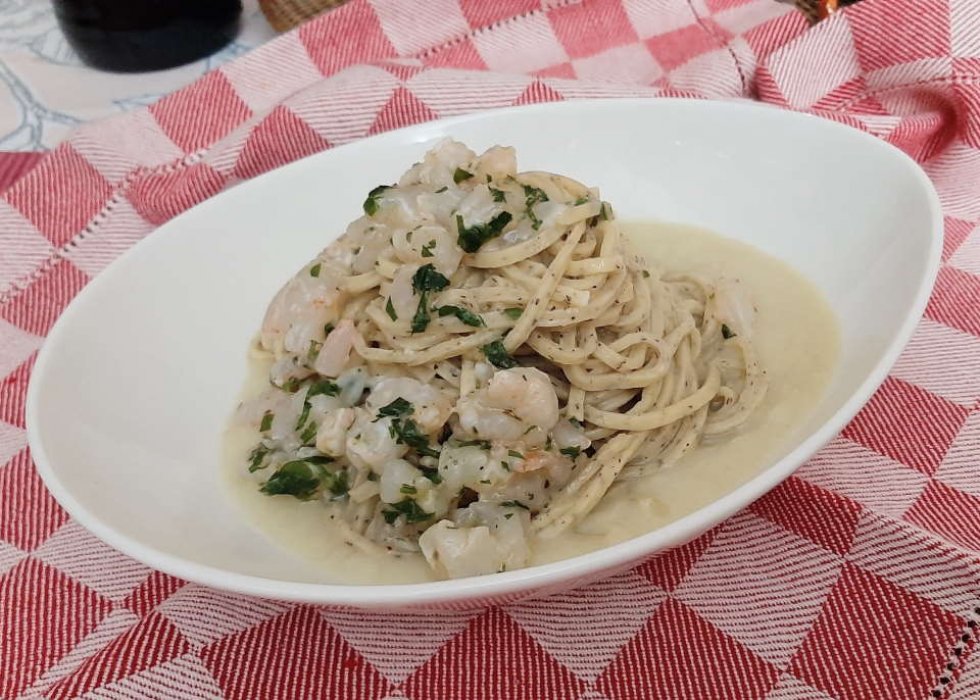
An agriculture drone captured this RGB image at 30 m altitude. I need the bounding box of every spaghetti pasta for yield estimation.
[233,140,767,579]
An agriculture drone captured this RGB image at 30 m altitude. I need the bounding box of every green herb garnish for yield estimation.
[410,264,451,333]
[421,240,436,258]
[456,211,513,253]
[419,466,443,484]
[400,484,418,495]
[523,184,549,230]
[434,186,448,193]
[456,439,491,450]
[508,450,524,459]
[722,324,736,340]
[413,263,450,292]
[279,377,301,393]
[295,401,311,431]
[261,459,343,500]
[437,305,485,327]
[248,444,270,472]
[391,418,439,458]
[307,339,322,363]
[308,378,341,398]
[299,421,318,444]
[382,499,433,524]
[503,308,522,320]
[376,397,413,419]
[560,446,581,458]
[261,460,321,500]
[481,340,518,369]
[385,297,398,321]
[453,168,474,183]
[490,187,507,202]
[260,411,274,432]
[309,263,321,278]
[363,184,389,216]
[573,196,590,206]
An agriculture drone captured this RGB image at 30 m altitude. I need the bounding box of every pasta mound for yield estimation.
[235,140,767,579]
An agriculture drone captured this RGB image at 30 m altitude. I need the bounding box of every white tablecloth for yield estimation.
[0,0,276,150]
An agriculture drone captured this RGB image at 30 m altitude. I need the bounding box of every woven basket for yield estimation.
[258,0,857,34]
[259,0,349,32]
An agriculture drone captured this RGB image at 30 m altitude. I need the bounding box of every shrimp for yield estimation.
[365,377,453,434]
[398,140,477,189]
[485,367,560,431]
[313,319,361,377]
[387,265,419,324]
[261,266,345,356]
[345,409,407,471]
[395,224,463,277]
[453,368,559,446]
[472,146,517,181]
[418,502,530,579]
[315,407,356,457]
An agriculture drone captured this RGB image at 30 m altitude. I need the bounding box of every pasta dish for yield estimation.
[234,141,767,579]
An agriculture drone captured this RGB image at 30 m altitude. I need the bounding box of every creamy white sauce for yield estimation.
[223,221,839,584]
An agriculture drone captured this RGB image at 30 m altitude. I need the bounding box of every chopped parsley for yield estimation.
[307,339,322,363]
[419,466,443,484]
[559,446,581,458]
[261,458,344,500]
[299,421,318,445]
[420,240,436,258]
[309,263,321,277]
[508,450,524,459]
[362,184,390,216]
[573,196,590,205]
[503,307,523,320]
[411,304,430,334]
[721,324,736,340]
[412,263,450,292]
[523,184,549,230]
[400,483,418,495]
[453,168,474,183]
[376,397,413,419]
[456,438,491,450]
[490,187,507,202]
[391,417,439,458]
[260,411,274,432]
[437,305,485,327]
[501,500,530,510]
[295,401,312,431]
[481,340,518,369]
[600,202,613,220]
[434,186,448,193]
[385,297,398,321]
[279,377,302,393]
[308,378,341,398]
[248,444,270,472]
[456,211,513,253]
[382,499,433,524]
[410,264,451,333]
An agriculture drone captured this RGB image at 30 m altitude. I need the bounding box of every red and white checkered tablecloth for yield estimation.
[3,0,980,697]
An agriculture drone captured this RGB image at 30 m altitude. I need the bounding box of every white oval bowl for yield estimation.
[26,99,941,609]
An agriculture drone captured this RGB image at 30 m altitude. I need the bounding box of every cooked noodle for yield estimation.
[234,141,767,579]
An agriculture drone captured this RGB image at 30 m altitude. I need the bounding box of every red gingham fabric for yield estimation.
[3,0,980,697]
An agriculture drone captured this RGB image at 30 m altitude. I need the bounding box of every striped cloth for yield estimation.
[3,0,980,698]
